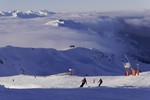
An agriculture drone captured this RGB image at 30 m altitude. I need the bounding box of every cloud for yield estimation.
[0,11,150,55]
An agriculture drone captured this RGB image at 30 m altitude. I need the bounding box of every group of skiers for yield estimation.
[80,77,103,87]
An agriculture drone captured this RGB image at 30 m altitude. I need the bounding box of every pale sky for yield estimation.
[0,0,150,12]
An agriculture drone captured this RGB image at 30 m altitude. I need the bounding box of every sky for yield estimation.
[0,0,150,12]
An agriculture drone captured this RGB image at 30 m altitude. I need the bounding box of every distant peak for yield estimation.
[0,10,56,18]
[26,10,34,14]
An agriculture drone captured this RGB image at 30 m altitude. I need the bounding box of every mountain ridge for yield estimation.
[0,10,56,18]
[0,46,149,77]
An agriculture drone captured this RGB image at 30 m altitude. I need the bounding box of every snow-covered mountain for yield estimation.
[0,46,121,76]
[0,10,150,77]
[0,10,56,18]
[44,20,64,26]
[0,46,149,77]
[0,10,150,100]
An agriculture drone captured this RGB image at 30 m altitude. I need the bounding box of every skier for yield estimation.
[93,79,95,83]
[80,77,87,87]
[98,79,103,86]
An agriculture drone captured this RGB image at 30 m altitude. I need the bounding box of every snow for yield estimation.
[1,46,149,77]
[0,87,149,100]
[0,13,130,55]
[0,72,150,89]
[44,20,64,26]
[12,10,20,17]
[0,72,150,100]
[26,10,34,14]
[0,10,150,99]
[0,46,124,76]
[0,10,56,18]
[0,11,4,16]
[0,10,150,56]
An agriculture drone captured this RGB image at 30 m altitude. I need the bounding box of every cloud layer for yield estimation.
[0,11,150,56]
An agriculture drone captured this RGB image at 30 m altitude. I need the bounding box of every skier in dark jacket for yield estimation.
[98,79,103,86]
[80,77,87,87]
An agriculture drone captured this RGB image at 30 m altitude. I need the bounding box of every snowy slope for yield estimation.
[0,46,149,77]
[0,46,124,76]
[0,71,150,89]
[0,10,150,100]
[0,86,149,100]
[0,72,150,100]
[0,10,150,76]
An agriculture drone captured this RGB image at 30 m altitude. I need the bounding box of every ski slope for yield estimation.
[0,72,150,89]
[0,10,150,100]
[0,72,150,100]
